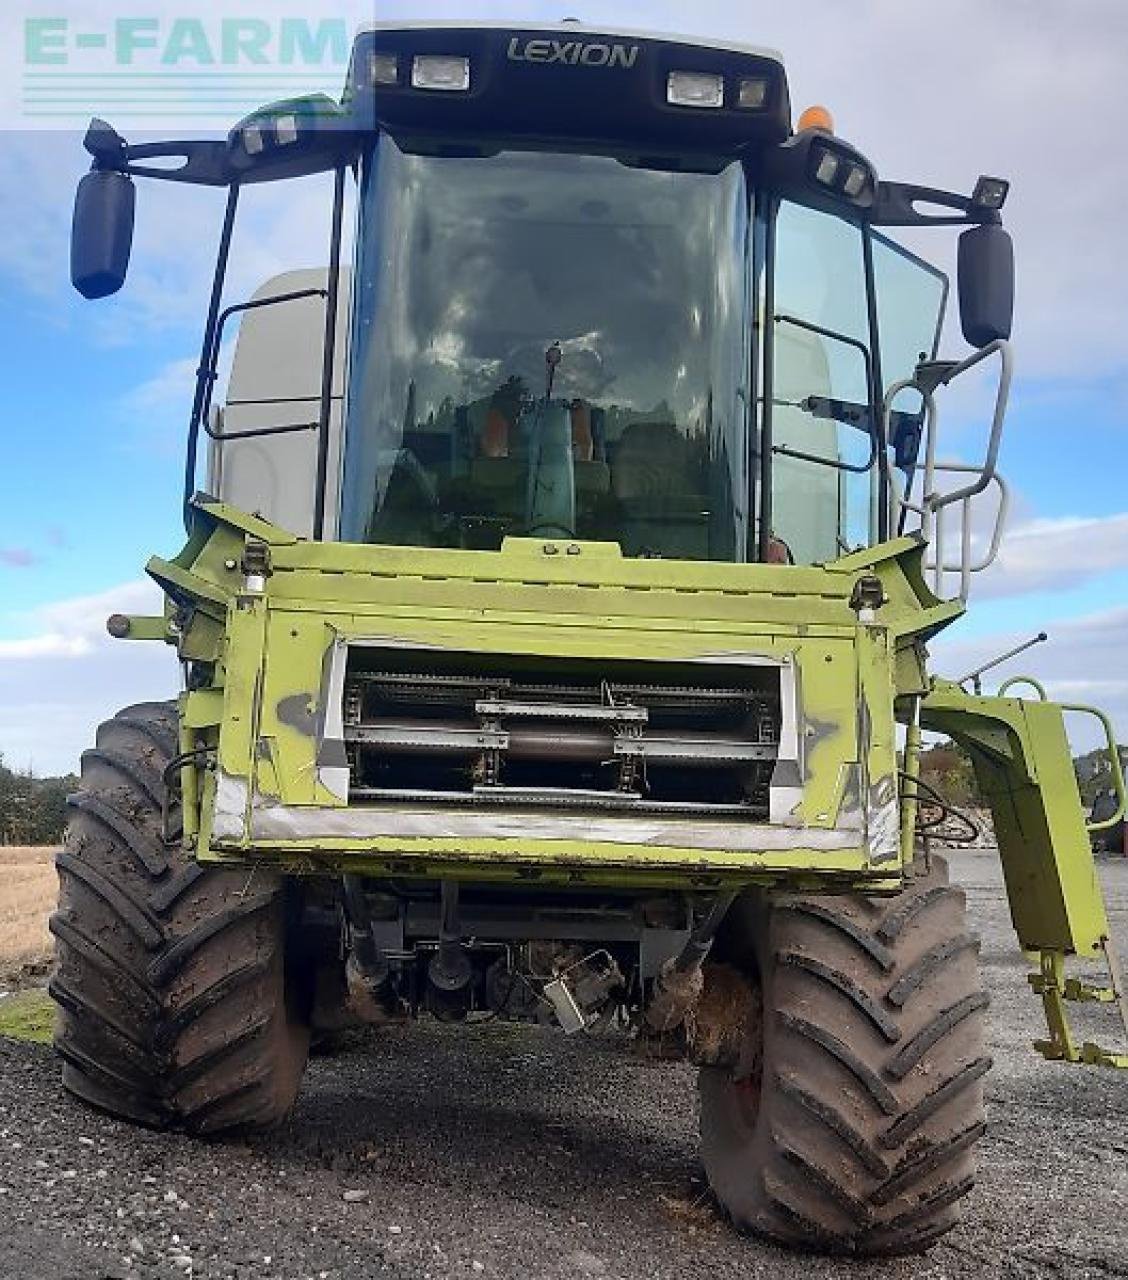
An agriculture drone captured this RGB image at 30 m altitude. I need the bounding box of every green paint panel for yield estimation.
[133,501,968,887]
[923,682,1111,955]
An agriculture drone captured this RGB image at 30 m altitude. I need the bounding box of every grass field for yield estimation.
[0,989,53,1042]
[0,846,55,981]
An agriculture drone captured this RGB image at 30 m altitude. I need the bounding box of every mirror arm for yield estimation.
[86,144,232,187]
[82,119,234,186]
[120,141,232,187]
[871,180,1003,229]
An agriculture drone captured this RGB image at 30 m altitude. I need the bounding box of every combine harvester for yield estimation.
[55,21,1127,1255]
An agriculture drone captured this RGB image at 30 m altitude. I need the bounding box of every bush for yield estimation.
[0,755,78,846]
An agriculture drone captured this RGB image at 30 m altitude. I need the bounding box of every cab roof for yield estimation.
[346,22,792,160]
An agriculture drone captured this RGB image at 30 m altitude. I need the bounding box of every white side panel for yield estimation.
[208,268,351,539]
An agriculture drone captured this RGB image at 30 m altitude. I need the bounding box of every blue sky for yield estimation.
[2,0,1128,773]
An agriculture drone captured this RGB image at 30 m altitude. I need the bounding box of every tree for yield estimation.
[918,741,981,808]
[1074,745,1128,808]
[0,753,78,845]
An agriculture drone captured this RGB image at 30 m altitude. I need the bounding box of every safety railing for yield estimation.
[981,672,1127,836]
[882,338,1013,600]
[891,464,1009,601]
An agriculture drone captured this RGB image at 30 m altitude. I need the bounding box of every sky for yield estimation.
[1,0,1127,775]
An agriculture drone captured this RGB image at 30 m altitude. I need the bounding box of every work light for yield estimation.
[971,175,1009,211]
[737,78,769,109]
[368,52,399,87]
[842,163,869,197]
[667,71,725,109]
[814,150,839,185]
[412,55,471,92]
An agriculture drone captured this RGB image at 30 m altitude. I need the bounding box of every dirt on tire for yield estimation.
[51,700,310,1134]
[701,853,988,1255]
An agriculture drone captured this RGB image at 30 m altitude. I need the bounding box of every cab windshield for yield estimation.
[340,136,751,559]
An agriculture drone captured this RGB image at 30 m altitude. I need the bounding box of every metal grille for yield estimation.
[342,661,781,816]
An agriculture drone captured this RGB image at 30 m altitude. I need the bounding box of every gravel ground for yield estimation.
[1,849,1126,1280]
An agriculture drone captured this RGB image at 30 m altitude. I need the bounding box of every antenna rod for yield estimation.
[958,631,1048,695]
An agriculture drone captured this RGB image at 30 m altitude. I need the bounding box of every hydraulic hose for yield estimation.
[672,890,739,974]
[644,890,739,1034]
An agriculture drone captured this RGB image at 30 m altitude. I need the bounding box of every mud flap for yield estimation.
[921,679,1128,1067]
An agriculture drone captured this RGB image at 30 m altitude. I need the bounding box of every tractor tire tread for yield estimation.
[52,701,309,1135]
[701,855,988,1257]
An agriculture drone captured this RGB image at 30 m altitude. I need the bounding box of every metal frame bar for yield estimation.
[181,166,348,539]
[200,287,329,442]
[890,464,1010,599]
[314,165,347,542]
[861,225,890,540]
[183,184,239,530]
[883,338,1013,598]
[1059,702,1126,834]
[756,196,779,561]
[770,314,877,475]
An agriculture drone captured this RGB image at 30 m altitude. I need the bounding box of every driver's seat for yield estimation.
[611,421,709,557]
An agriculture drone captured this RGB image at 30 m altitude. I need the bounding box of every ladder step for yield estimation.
[1081,1042,1128,1069]
[1027,974,1116,1003]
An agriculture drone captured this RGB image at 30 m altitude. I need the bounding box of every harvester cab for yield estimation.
[57,21,1125,1258]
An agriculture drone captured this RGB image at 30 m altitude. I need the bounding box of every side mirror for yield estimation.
[71,169,135,299]
[957,223,1013,348]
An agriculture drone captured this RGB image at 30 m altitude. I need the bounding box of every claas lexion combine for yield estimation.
[56,21,1128,1256]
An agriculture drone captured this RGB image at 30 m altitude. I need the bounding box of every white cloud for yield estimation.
[0,579,178,775]
[931,603,1128,748]
[24,578,162,636]
[0,633,91,660]
[122,354,200,417]
[972,511,1128,599]
[5,3,1125,396]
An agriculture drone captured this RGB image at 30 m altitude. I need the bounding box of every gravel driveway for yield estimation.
[1,849,1126,1279]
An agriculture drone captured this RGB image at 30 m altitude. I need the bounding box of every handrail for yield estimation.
[1061,702,1126,834]
[882,338,1012,516]
[998,675,1048,701]
[199,286,329,434]
[992,682,1126,836]
[888,464,1009,599]
[772,313,878,475]
[882,338,1013,600]
[926,339,1013,505]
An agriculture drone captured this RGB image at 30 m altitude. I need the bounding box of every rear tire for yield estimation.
[51,702,310,1134]
[700,855,989,1256]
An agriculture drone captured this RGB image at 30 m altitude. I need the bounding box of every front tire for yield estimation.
[51,702,310,1134]
[700,855,989,1256]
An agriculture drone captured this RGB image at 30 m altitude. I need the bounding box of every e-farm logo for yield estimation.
[21,14,349,122]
